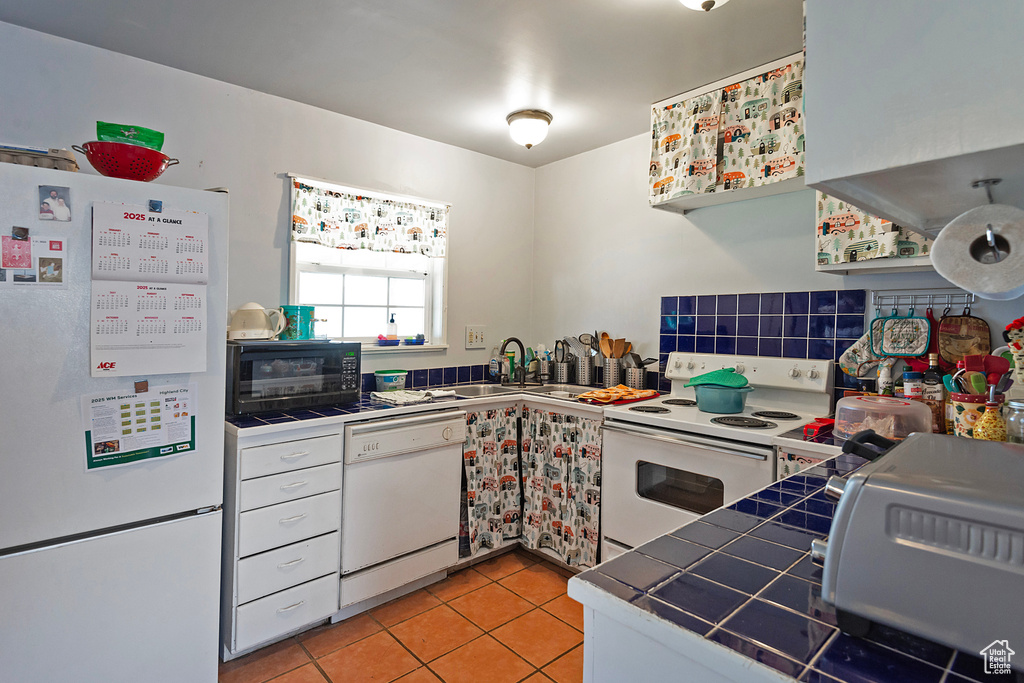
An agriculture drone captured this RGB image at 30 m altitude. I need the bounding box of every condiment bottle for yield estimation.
[973,386,1006,442]
[903,371,924,398]
[922,353,945,400]
[386,313,398,339]
[877,360,894,396]
[1005,399,1024,444]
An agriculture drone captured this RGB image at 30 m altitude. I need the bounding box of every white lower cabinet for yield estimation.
[222,430,343,660]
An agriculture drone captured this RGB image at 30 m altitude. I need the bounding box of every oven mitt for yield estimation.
[839,330,882,377]
[684,368,749,388]
[869,315,889,356]
[879,315,930,357]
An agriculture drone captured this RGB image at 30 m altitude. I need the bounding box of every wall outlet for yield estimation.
[465,325,486,349]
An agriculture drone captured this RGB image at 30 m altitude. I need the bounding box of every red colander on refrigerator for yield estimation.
[72,141,179,182]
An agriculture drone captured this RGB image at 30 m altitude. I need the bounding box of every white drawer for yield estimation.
[238,491,341,557]
[234,574,338,653]
[240,434,340,480]
[237,532,340,604]
[240,463,341,512]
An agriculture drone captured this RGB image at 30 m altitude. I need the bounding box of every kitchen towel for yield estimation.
[932,203,1024,300]
[370,390,430,405]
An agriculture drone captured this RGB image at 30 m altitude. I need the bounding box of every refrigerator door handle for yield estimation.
[279,513,307,524]
[279,481,308,490]
[276,600,305,613]
[277,557,305,568]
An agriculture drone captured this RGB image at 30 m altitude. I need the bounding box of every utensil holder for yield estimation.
[538,360,552,382]
[575,356,594,386]
[554,362,573,384]
[624,367,646,390]
[603,358,622,388]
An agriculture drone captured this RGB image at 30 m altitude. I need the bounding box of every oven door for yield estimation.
[601,420,774,553]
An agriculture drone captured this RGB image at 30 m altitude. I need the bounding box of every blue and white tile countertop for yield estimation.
[569,454,1021,683]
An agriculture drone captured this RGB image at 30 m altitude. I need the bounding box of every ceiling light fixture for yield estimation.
[679,0,730,11]
[506,109,553,149]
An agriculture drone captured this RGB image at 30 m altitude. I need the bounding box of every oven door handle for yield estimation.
[602,421,768,461]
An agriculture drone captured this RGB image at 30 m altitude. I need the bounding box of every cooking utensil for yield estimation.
[613,338,625,358]
[73,141,179,182]
[624,342,632,355]
[692,384,754,414]
[600,336,612,358]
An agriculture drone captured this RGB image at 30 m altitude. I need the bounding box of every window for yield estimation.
[291,241,446,345]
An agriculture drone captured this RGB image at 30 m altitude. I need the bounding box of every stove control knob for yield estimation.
[808,368,820,380]
[686,360,695,370]
[789,367,801,378]
[674,359,683,369]
[734,363,745,374]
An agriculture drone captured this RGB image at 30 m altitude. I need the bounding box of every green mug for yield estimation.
[280,305,315,340]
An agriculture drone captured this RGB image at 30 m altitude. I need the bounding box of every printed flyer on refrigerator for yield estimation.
[90,202,209,377]
[82,383,196,470]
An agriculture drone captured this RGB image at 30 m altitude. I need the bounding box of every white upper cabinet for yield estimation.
[804,1,1024,236]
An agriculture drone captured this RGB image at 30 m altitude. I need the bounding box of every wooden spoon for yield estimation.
[600,336,613,358]
[613,338,625,358]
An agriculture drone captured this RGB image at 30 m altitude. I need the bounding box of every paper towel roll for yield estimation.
[932,203,1024,300]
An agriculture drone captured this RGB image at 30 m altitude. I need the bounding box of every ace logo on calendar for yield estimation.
[90,202,210,377]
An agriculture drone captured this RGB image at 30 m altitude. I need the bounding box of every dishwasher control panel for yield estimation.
[344,411,467,464]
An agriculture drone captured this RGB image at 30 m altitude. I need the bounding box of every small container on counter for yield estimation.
[903,371,924,398]
[1005,399,1024,444]
[950,391,1005,438]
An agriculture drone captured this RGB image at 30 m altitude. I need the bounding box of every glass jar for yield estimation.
[1006,399,1024,444]
[903,371,924,399]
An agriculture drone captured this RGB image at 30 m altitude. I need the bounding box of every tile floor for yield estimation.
[219,551,584,683]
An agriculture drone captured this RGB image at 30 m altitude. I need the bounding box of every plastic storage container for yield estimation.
[834,395,932,442]
[374,370,408,392]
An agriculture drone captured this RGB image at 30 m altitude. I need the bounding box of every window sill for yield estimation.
[361,343,449,354]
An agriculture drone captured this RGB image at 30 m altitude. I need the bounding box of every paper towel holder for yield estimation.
[968,178,1009,265]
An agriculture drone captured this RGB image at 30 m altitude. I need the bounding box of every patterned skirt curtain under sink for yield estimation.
[520,408,602,568]
[461,406,522,558]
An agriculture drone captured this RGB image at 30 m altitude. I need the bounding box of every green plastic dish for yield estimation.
[684,367,749,388]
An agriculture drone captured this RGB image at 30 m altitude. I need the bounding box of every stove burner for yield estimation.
[630,405,671,414]
[710,416,777,429]
[752,410,800,420]
[662,398,697,407]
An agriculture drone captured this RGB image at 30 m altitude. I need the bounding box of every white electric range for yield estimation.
[600,352,834,560]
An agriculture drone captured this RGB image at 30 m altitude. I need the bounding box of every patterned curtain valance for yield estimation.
[290,177,449,258]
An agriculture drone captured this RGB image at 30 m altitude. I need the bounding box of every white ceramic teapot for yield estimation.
[228,302,285,340]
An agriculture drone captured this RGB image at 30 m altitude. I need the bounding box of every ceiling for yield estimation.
[0,0,803,168]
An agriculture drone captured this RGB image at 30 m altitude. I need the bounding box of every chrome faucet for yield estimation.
[499,337,527,388]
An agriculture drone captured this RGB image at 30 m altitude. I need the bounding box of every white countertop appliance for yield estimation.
[0,164,228,681]
[813,432,1024,660]
[601,352,833,559]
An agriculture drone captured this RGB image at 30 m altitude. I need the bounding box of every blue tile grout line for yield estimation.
[579,453,970,683]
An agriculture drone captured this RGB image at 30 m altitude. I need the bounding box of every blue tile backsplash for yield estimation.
[659,289,867,400]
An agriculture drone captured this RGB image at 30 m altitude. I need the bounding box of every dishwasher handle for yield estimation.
[345,410,467,464]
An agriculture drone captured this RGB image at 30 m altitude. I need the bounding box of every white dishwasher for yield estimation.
[339,409,466,610]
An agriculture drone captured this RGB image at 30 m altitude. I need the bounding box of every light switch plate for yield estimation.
[465,325,486,349]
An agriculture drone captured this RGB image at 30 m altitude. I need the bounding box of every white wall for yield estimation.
[533,133,1023,362]
[0,22,536,371]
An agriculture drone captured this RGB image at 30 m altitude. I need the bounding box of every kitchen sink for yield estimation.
[452,384,519,397]
[524,384,592,399]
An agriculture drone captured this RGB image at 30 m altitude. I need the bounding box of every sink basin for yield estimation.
[523,384,593,400]
[452,384,518,397]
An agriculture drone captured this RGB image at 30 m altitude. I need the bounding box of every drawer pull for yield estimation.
[280,481,308,490]
[280,451,310,461]
[277,557,306,568]
[276,600,305,613]
[279,513,308,524]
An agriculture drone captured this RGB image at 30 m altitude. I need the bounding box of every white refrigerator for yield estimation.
[0,163,228,682]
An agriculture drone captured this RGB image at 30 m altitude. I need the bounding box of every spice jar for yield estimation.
[1006,399,1024,444]
[903,371,924,399]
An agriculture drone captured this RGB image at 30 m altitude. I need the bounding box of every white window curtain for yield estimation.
[290,177,448,258]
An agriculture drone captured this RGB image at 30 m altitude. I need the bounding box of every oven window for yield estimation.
[636,461,724,515]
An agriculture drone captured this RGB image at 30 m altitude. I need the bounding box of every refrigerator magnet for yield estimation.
[39,185,71,222]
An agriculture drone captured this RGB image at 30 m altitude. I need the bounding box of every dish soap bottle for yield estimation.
[973,386,1007,442]
[386,314,398,340]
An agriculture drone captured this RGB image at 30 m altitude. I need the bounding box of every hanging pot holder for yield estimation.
[869,312,891,357]
[938,305,991,364]
[880,307,930,357]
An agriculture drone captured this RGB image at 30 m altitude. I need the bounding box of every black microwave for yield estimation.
[226,340,361,415]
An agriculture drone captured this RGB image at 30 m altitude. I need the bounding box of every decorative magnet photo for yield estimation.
[39,185,71,222]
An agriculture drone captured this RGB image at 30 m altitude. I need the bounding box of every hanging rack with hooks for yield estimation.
[871,291,975,316]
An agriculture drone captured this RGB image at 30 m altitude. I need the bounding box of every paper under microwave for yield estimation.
[226,340,360,415]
